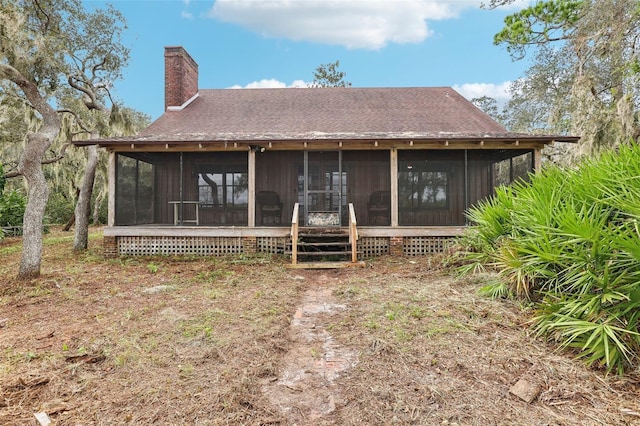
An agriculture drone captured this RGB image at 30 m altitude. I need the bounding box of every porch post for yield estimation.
[533,147,542,172]
[107,151,116,227]
[390,148,398,227]
[248,149,256,227]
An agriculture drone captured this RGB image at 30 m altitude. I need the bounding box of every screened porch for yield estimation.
[114,148,533,228]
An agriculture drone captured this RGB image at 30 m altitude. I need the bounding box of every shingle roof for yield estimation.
[75,86,579,145]
[138,86,507,141]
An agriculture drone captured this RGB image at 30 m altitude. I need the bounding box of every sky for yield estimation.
[86,0,533,121]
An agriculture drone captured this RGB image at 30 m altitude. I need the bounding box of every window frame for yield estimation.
[398,162,451,211]
[196,164,248,210]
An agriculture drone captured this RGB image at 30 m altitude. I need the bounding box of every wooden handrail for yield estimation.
[348,203,358,263]
[290,203,299,265]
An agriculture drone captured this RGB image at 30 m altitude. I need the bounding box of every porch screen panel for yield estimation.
[255,151,302,226]
[115,154,156,226]
[187,152,248,226]
[467,149,533,209]
[398,150,465,226]
[343,151,390,226]
[154,153,181,224]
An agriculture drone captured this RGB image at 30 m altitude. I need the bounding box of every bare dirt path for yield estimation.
[262,274,359,422]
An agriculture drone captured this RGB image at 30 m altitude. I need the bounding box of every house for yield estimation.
[75,46,578,262]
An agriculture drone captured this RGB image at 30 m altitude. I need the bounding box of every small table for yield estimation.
[169,201,200,225]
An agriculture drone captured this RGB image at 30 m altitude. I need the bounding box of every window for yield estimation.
[398,164,449,210]
[197,166,248,209]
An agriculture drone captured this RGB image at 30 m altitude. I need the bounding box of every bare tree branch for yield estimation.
[41,142,70,165]
[2,142,71,178]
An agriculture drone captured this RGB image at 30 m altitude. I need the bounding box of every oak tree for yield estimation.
[0,0,130,277]
[490,0,640,163]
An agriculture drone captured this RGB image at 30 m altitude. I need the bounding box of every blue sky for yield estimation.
[87,0,532,121]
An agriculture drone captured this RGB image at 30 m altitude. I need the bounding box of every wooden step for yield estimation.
[292,251,354,257]
[299,233,349,238]
[286,261,367,269]
[297,241,351,247]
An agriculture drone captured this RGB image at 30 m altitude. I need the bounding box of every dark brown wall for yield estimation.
[344,151,390,225]
[255,151,303,223]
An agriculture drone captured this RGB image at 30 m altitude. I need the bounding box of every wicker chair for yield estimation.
[256,191,283,225]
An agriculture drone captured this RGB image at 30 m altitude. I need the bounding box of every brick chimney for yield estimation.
[164,46,199,111]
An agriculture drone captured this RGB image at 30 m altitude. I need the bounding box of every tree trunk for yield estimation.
[6,68,63,280]
[73,143,98,252]
[63,213,76,232]
[63,188,81,232]
[18,133,53,279]
[92,189,105,225]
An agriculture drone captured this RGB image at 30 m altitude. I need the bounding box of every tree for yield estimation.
[310,60,352,88]
[0,0,130,278]
[490,0,640,163]
[0,1,63,278]
[59,5,132,251]
[471,96,505,123]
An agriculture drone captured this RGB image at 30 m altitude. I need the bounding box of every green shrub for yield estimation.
[460,143,640,374]
[45,192,108,225]
[45,192,75,224]
[0,189,26,228]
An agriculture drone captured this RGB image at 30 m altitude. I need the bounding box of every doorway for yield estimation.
[300,151,346,226]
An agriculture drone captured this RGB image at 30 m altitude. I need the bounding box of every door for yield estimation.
[300,151,346,226]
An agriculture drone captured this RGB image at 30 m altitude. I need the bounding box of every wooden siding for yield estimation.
[255,151,302,225]
[344,151,391,226]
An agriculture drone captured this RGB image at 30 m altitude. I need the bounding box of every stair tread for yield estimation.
[286,261,367,269]
[297,241,351,247]
[286,250,362,254]
[299,233,349,238]
[295,251,354,256]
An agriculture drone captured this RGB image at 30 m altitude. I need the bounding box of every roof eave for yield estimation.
[72,133,579,147]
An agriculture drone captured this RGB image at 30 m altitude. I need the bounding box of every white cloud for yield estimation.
[229,79,310,89]
[208,0,481,50]
[493,0,533,11]
[181,10,194,19]
[453,82,513,104]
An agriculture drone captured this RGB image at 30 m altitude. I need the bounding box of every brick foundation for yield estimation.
[242,236,257,254]
[103,236,118,258]
[389,236,404,256]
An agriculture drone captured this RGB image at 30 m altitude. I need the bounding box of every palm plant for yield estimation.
[460,143,640,374]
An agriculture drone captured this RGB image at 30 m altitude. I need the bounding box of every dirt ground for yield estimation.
[1,228,640,425]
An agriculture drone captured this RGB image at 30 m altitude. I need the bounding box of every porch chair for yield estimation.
[256,190,283,225]
[367,190,391,225]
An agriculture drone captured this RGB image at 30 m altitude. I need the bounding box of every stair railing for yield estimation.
[348,203,358,263]
[290,203,299,265]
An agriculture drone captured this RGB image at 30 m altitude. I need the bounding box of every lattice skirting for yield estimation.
[117,236,244,256]
[256,237,288,254]
[403,236,455,256]
[113,235,456,257]
[358,237,390,257]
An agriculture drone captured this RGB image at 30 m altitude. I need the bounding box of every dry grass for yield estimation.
[1,227,639,425]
